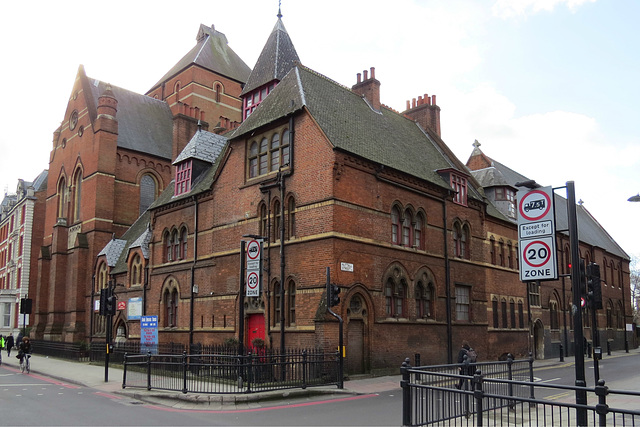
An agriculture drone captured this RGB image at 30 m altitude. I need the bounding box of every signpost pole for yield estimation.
[567,181,587,425]
[239,240,245,357]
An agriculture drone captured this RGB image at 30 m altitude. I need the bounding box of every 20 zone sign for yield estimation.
[520,237,556,280]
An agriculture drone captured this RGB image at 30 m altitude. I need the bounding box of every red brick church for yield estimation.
[32,11,633,373]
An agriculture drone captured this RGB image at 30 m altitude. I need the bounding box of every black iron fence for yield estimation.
[123,348,341,394]
[401,357,640,426]
[31,340,90,361]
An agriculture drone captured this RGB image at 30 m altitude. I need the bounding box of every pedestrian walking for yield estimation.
[455,340,477,390]
[6,334,14,357]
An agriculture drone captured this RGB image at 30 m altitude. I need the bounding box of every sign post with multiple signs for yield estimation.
[245,239,262,297]
[517,186,558,282]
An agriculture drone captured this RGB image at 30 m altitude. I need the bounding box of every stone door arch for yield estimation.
[346,292,370,374]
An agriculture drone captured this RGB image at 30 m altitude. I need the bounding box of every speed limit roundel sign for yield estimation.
[523,240,551,268]
[518,189,552,222]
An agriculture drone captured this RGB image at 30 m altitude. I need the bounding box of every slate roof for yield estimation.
[149,24,251,91]
[469,147,629,259]
[108,210,153,275]
[173,128,227,165]
[234,65,456,192]
[241,18,300,96]
[31,170,48,192]
[87,79,173,159]
[98,238,127,267]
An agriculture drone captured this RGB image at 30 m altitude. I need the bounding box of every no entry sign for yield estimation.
[517,186,558,282]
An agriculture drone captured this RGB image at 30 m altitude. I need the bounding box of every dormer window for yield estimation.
[175,160,192,196]
[495,186,516,216]
[243,82,276,119]
[451,173,467,206]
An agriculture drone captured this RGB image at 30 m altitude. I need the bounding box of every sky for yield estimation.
[0,0,638,260]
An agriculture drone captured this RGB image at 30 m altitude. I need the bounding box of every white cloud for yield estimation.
[492,0,597,18]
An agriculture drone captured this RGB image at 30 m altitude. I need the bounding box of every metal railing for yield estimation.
[401,357,640,426]
[123,348,341,394]
[31,340,90,361]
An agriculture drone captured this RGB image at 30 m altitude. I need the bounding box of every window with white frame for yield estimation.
[455,286,470,321]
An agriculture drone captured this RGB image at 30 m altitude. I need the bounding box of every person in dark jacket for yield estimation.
[455,340,475,389]
[17,337,31,365]
[6,334,14,357]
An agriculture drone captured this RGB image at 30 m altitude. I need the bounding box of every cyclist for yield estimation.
[17,337,32,369]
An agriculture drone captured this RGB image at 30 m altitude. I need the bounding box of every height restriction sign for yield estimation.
[517,186,558,282]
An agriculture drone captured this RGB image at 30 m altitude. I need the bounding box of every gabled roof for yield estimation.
[84,75,174,159]
[149,24,251,91]
[173,128,227,165]
[468,145,629,259]
[98,237,127,267]
[240,18,300,96]
[107,210,153,275]
[234,65,457,192]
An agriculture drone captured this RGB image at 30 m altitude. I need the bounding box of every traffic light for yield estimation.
[106,293,117,316]
[99,288,108,316]
[328,284,341,307]
[587,262,602,310]
[20,298,32,314]
[578,259,587,296]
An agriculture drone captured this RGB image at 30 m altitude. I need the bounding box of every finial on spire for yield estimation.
[278,0,282,19]
[473,139,481,148]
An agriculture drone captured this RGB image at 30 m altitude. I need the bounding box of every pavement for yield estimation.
[0,348,638,410]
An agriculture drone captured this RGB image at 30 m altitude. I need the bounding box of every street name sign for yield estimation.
[517,186,558,281]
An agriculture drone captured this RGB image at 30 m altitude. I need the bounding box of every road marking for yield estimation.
[538,377,561,383]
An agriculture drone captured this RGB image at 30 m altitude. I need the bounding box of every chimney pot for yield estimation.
[357,73,361,84]
[432,95,436,105]
[370,67,375,79]
[363,70,368,80]
[412,98,417,108]
[406,100,410,110]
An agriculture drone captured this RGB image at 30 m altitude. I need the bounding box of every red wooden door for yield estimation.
[246,313,265,350]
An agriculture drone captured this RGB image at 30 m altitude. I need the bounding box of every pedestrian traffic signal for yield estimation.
[587,262,602,310]
[328,283,341,307]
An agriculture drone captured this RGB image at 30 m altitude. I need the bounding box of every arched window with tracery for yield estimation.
[259,203,267,237]
[214,83,222,103]
[172,230,180,261]
[164,231,172,262]
[287,280,296,326]
[501,298,508,328]
[287,197,295,240]
[273,280,281,326]
[72,168,82,223]
[510,299,516,329]
[94,262,109,335]
[492,297,499,328]
[130,253,142,287]
[402,210,412,247]
[391,206,401,245]
[490,236,496,264]
[414,212,425,250]
[384,267,407,318]
[139,174,157,215]
[273,199,281,243]
[163,283,179,328]
[180,228,188,260]
[415,274,434,319]
[57,176,67,220]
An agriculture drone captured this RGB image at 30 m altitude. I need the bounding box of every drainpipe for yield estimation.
[189,195,199,351]
[443,200,453,364]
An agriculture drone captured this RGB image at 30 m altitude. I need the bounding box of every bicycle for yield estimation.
[19,354,30,373]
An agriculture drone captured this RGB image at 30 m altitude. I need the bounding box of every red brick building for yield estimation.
[32,25,250,343]
[31,13,633,374]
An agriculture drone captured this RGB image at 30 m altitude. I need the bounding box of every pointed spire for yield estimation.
[278,0,282,19]
[241,12,300,96]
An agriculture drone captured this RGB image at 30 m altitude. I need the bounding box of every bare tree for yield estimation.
[631,255,640,324]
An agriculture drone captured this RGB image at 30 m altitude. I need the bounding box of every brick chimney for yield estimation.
[172,102,209,162]
[403,93,441,137]
[352,67,381,111]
